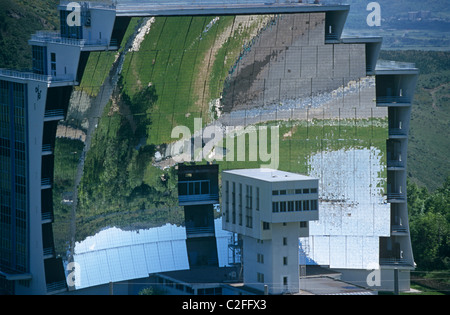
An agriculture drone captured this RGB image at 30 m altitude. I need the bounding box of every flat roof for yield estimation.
[113,1,350,17]
[223,168,317,182]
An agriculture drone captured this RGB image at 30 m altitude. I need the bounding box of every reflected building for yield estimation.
[0,1,418,294]
[177,163,220,267]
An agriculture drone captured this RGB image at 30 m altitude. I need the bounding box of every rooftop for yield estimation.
[376,60,419,75]
[58,0,350,16]
[223,168,317,182]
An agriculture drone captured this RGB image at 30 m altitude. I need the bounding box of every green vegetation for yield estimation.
[407,178,450,294]
[331,0,450,50]
[216,118,388,176]
[52,138,84,255]
[76,84,184,241]
[379,50,450,191]
[0,0,59,69]
[408,178,450,271]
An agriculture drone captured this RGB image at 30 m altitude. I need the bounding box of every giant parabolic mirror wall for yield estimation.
[53,14,389,275]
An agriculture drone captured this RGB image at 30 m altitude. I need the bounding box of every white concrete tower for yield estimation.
[222,169,319,294]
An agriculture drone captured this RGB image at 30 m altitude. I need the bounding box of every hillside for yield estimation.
[0,0,59,69]
[379,50,450,191]
[322,0,450,50]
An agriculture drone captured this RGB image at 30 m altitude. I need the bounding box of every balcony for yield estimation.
[178,193,219,206]
[387,158,405,170]
[43,247,55,259]
[42,144,53,156]
[178,179,218,205]
[30,31,119,50]
[186,225,215,238]
[380,257,413,268]
[387,192,406,203]
[391,225,408,235]
[325,33,339,41]
[46,281,67,294]
[41,178,52,189]
[376,96,411,106]
[44,109,65,122]
[0,69,75,85]
[389,128,408,138]
[42,209,53,223]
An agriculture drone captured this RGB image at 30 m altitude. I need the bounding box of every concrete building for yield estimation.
[222,169,319,294]
[0,0,419,294]
[0,2,124,295]
[177,163,220,267]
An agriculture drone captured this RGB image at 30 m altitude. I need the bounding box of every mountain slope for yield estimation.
[0,0,59,69]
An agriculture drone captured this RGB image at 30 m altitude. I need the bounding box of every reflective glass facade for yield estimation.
[0,80,28,274]
[32,45,48,75]
[56,12,391,289]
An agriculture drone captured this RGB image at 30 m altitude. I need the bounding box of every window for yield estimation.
[283,237,287,246]
[238,183,242,226]
[295,200,302,211]
[32,45,47,75]
[246,185,252,209]
[300,221,308,228]
[179,180,210,196]
[256,187,260,211]
[280,201,286,212]
[311,188,318,193]
[232,182,236,224]
[280,190,286,195]
[295,189,302,194]
[272,190,279,195]
[288,201,294,212]
[257,273,265,283]
[303,188,310,194]
[283,277,288,286]
[272,202,279,213]
[283,257,288,265]
[311,199,318,211]
[225,181,229,222]
[262,222,270,230]
[303,200,310,211]
[257,253,264,264]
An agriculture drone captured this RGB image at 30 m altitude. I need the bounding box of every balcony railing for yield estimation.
[387,159,404,168]
[376,96,411,104]
[387,192,406,201]
[31,31,119,48]
[376,60,417,71]
[44,109,65,121]
[186,226,215,236]
[178,194,219,204]
[42,144,53,154]
[46,281,67,294]
[43,247,54,258]
[325,33,339,41]
[41,210,53,222]
[380,257,410,266]
[389,128,407,137]
[366,64,375,73]
[0,69,74,83]
[391,225,408,234]
[41,178,52,189]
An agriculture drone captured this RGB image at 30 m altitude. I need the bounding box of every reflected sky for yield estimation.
[70,218,232,290]
[300,147,389,269]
